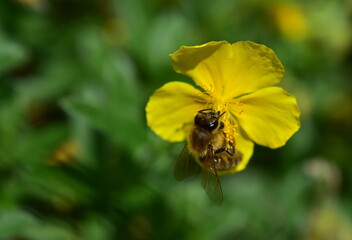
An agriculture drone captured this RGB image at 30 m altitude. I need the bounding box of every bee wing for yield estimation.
[174,145,201,181]
[201,149,224,206]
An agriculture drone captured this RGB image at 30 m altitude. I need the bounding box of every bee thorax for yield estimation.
[188,127,224,156]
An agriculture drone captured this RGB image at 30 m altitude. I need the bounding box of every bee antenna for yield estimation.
[218,112,225,119]
[198,108,213,113]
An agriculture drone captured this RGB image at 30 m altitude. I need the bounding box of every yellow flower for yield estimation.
[146,41,300,175]
[271,3,308,42]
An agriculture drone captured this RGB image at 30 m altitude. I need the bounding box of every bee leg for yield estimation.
[229,145,236,155]
[208,143,215,154]
[207,143,216,172]
[225,147,235,156]
[215,147,235,156]
[214,147,226,155]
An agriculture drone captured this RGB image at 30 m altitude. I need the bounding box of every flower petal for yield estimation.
[230,87,300,149]
[169,41,230,94]
[146,81,209,142]
[218,132,254,175]
[170,41,284,99]
[223,42,284,98]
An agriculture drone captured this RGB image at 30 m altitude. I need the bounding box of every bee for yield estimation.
[174,109,243,205]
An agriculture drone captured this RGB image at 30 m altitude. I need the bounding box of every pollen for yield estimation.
[208,96,240,147]
[223,117,238,147]
[224,128,237,147]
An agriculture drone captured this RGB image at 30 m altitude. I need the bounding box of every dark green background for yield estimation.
[0,0,351,239]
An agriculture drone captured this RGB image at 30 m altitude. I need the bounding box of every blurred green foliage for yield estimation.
[0,0,351,239]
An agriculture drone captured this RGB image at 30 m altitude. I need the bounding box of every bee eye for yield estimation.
[208,120,218,131]
[195,114,219,131]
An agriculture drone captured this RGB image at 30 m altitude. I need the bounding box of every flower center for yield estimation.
[209,96,242,147]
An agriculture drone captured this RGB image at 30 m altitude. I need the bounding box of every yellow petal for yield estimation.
[224,42,284,98]
[230,87,300,149]
[146,81,210,142]
[169,41,231,94]
[169,41,284,99]
[218,131,254,175]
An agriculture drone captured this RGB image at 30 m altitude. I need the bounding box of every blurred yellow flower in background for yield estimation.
[15,0,45,10]
[271,3,308,42]
[146,41,300,174]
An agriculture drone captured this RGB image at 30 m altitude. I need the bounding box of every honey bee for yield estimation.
[174,109,243,205]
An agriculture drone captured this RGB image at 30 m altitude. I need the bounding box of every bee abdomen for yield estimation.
[214,151,243,171]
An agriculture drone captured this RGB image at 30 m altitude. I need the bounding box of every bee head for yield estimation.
[195,109,225,132]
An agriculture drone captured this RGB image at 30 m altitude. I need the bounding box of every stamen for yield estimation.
[229,99,244,115]
[223,116,238,147]
[193,91,209,104]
